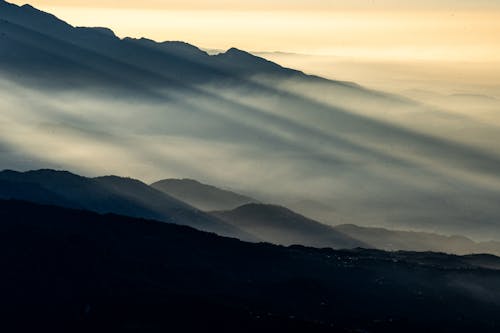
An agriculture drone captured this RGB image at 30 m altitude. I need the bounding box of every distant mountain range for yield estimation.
[213,203,364,249]
[2,199,500,332]
[2,168,500,256]
[335,224,500,256]
[150,177,500,256]
[151,177,500,256]
[212,202,500,256]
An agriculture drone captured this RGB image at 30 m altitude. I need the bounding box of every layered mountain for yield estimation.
[335,224,500,256]
[212,203,364,249]
[151,178,258,211]
[2,199,500,332]
[212,202,500,256]
[1,0,500,240]
[0,169,251,240]
[3,168,499,255]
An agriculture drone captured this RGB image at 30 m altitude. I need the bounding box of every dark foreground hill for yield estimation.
[1,200,500,332]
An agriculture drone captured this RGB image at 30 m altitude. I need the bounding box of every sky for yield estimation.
[9,1,500,60]
[8,0,500,95]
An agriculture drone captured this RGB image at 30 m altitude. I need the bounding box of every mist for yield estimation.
[2,72,500,241]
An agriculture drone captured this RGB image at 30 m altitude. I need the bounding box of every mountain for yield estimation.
[6,168,498,256]
[213,202,500,256]
[151,178,258,211]
[0,0,303,90]
[0,169,251,240]
[334,224,500,256]
[93,175,250,237]
[212,203,364,249]
[2,199,500,332]
[2,1,500,240]
[0,178,77,207]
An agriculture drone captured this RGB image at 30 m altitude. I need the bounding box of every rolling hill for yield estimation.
[2,199,500,332]
[151,178,258,211]
[213,203,365,249]
[0,169,251,240]
[334,224,500,256]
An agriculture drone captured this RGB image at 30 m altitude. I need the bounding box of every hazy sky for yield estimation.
[9,1,500,62]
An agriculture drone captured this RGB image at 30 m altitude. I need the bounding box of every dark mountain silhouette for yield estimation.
[4,168,498,255]
[93,175,251,238]
[0,178,78,207]
[2,0,500,240]
[3,167,497,255]
[2,199,500,332]
[0,0,304,90]
[334,224,500,256]
[151,178,258,211]
[0,169,252,240]
[212,203,364,249]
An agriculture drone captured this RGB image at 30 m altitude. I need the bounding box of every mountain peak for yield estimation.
[94,175,147,187]
[214,203,365,249]
[213,46,302,76]
[0,0,14,7]
[123,37,208,59]
[223,47,252,57]
[76,26,117,38]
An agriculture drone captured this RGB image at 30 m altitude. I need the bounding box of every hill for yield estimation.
[151,178,258,211]
[335,224,500,256]
[2,199,500,332]
[213,203,367,249]
[0,169,251,240]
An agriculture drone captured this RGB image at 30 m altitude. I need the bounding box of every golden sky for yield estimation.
[8,0,500,63]
[9,1,500,10]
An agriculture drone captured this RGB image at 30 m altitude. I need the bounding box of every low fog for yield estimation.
[257,52,500,98]
[1,74,500,241]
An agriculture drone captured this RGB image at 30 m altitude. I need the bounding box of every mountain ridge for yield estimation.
[0,169,253,240]
[0,1,305,85]
[213,203,365,249]
[3,166,500,256]
[152,178,258,211]
[335,223,500,256]
[0,0,389,96]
